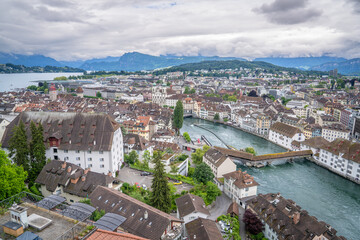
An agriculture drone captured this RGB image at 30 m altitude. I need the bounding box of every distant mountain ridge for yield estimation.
[79,52,245,71]
[254,56,346,70]
[0,52,62,67]
[311,58,360,75]
[1,52,359,74]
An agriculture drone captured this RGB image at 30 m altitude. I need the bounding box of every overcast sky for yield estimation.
[1,0,359,60]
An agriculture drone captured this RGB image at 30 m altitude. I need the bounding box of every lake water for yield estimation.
[0,72,83,92]
[182,118,360,239]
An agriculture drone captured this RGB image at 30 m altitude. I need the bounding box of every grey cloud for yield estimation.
[265,8,322,24]
[254,0,322,24]
[257,0,307,13]
[347,0,360,13]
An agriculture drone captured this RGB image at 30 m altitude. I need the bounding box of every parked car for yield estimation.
[140,171,151,176]
[142,184,148,190]
[173,180,183,185]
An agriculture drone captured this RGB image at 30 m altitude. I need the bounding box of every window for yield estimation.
[88,158,92,161]
[88,164,92,168]
[100,164,104,168]
[100,158,104,162]
[75,150,80,153]
[64,150,68,153]
[64,157,69,161]
[245,188,249,192]
[88,150,92,154]
[76,157,80,161]
[54,155,58,160]
[53,148,58,153]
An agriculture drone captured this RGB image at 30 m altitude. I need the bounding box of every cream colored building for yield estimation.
[203,147,237,178]
[223,170,259,208]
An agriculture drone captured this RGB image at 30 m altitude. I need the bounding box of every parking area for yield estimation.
[117,167,193,193]
[117,167,154,190]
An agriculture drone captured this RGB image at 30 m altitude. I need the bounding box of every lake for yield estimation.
[0,72,83,92]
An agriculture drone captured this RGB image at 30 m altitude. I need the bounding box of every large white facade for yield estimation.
[45,129,123,176]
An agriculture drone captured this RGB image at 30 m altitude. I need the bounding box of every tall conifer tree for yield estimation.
[29,121,46,184]
[173,100,184,135]
[149,151,171,213]
[9,120,30,173]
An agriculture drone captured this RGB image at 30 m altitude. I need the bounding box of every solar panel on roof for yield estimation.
[36,195,66,210]
[94,213,126,231]
[61,202,96,221]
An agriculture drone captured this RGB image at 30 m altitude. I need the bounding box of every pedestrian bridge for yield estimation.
[213,146,313,167]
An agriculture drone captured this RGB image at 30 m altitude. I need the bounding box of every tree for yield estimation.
[0,147,27,200]
[149,151,172,213]
[120,125,127,136]
[170,165,179,175]
[245,147,256,156]
[205,181,221,204]
[184,86,191,94]
[28,122,46,185]
[183,132,191,142]
[243,209,264,235]
[214,113,220,121]
[191,145,210,164]
[193,163,214,184]
[8,121,30,173]
[125,150,138,165]
[142,150,151,169]
[96,91,102,98]
[190,88,196,94]
[173,100,184,135]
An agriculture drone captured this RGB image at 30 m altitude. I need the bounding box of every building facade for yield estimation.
[1,112,124,176]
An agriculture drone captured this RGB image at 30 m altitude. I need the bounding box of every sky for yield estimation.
[0,0,360,60]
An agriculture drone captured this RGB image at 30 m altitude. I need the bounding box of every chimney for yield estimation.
[61,161,66,169]
[144,210,148,220]
[107,171,112,177]
[81,176,86,182]
[293,211,300,225]
[84,168,90,175]
[67,166,72,173]
[71,177,79,184]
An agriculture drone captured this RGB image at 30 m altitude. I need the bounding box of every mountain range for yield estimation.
[0,52,359,75]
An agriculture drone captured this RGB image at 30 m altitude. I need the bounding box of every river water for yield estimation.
[181,118,360,239]
[0,72,83,92]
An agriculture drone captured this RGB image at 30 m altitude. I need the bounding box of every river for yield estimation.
[181,118,360,239]
[0,72,83,92]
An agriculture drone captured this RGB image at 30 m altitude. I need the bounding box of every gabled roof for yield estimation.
[185,218,222,240]
[223,170,259,189]
[35,160,114,196]
[1,112,120,151]
[320,139,360,163]
[301,137,330,149]
[85,229,149,240]
[88,186,182,240]
[248,193,345,240]
[270,122,302,138]
[175,194,210,218]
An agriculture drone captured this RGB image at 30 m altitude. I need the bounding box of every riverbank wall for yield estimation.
[308,157,360,185]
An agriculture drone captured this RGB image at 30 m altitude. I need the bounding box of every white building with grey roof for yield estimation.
[1,111,124,176]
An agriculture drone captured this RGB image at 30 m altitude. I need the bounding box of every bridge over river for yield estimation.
[193,123,312,166]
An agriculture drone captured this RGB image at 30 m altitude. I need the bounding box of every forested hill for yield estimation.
[0,63,85,73]
[154,60,326,75]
